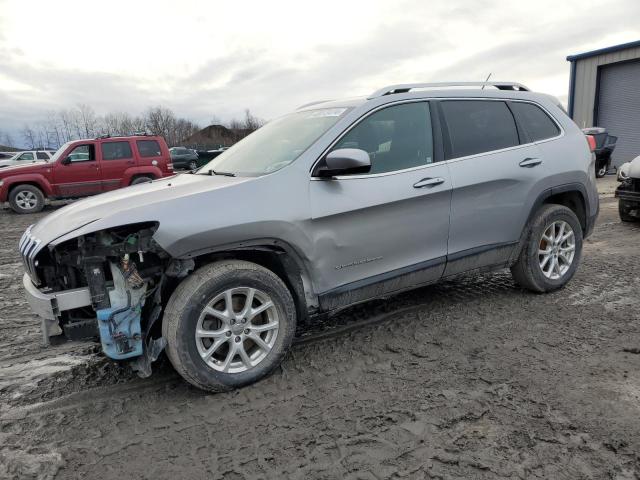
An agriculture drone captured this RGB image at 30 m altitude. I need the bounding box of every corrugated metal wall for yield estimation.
[597,60,640,165]
[571,46,640,128]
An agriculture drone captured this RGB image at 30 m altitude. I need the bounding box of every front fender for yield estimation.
[1,174,53,201]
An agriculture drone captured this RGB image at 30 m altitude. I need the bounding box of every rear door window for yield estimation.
[510,102,560,142]
[136,140,162,157]
[36,151,49,160]
[102,141,133,160]
[441,100,519,158]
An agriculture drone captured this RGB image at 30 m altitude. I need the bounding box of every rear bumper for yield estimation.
[23,272,92,345]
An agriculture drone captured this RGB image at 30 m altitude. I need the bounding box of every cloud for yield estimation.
[0,0,639,146]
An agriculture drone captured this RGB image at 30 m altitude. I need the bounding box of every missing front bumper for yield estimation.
[22,272,92,345]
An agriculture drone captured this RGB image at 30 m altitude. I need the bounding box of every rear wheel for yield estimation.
[9,185,45,214]
[596,165,607,178]
[619,200,639,222]
[130,176,153,185]
[163,260,297,392]
[511,204,583,292]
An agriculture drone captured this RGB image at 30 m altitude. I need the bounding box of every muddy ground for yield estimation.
[1,176,639,479]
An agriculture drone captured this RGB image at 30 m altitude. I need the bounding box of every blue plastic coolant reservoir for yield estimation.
[97,305,143,360]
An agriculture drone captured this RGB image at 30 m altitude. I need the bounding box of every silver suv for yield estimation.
[20,82,599,391]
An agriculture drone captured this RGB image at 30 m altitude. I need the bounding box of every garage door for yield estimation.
[597,60,640,166]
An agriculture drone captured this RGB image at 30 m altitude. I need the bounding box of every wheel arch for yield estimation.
[531,183,589,233]
[129,174,156,185]
[510,183,590,265]
[185,240,317,323]
[123,166,162,186]
[7,176,52,197]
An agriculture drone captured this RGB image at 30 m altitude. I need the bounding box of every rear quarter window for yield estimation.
[510,102,560,142]
[136,140,162,157]
[441,100,519,158]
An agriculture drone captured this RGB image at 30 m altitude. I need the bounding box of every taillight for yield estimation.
[586,135,596,152]
[167,162,173,170]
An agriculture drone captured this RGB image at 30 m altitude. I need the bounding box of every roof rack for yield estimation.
[297,99,333,110]
[368,82,530,99]
[94,132,150,140]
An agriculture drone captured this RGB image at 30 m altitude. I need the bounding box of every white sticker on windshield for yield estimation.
[305,108,347,118]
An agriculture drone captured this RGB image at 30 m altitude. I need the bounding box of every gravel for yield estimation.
[1,177,639,479]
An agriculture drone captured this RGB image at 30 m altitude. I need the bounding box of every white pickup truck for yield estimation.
[0,150,56,168]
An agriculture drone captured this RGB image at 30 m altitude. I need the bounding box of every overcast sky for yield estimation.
[0,0,639,144]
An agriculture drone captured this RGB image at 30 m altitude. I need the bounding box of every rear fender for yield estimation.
[121,166,164,186]
[510,183,591,264]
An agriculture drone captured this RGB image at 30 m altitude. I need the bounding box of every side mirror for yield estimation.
[316,148,371,178]
[62,156,72,165]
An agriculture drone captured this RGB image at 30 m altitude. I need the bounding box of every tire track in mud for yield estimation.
[2,189,640,479]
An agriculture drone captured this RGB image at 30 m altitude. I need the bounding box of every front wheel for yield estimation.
[162,260,297,392]
[188,160,198,170]
[511,204,583,293]
[9,184,45,214]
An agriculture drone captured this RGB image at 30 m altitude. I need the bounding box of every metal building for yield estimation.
[567,40,640,166]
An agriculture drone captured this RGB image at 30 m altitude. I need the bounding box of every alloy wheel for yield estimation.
[195,287,279,373]
[15,191,38,210]
[538,220,576,280]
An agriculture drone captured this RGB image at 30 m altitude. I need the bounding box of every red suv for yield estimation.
[0,134,174,213]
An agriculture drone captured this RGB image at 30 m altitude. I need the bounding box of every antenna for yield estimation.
[481,73,492,90]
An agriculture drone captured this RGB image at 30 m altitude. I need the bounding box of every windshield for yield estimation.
[198,107,349,176]
[49,141,74,163]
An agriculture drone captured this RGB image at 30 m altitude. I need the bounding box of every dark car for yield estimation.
[169,147,200,170]
[581,127,617,177]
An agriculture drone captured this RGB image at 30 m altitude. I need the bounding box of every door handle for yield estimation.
[519,157,542,168]
[413,177,445,188]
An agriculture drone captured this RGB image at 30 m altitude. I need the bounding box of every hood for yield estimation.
[0,161,48,176]
[31,173,251,246]
[628,155,640,178]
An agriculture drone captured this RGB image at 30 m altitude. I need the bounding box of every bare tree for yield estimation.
[2,132,15,148]
[22,125,37,149]
[145,106,177,144]
[77,103,97,138]
[242,109,264,131]
[45,111,62,148]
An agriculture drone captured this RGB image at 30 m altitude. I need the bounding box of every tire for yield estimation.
[8,184,45,214]
[188,160,198,170]
[596,166,607,178]
[162,260,297,392]
[511,204,583,293]
[619,200,639,222]
[130,176,153,185]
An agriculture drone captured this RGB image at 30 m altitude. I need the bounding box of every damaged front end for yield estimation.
[20,222,192,377]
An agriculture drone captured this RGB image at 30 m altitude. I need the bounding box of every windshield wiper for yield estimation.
[207,169,236,177]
